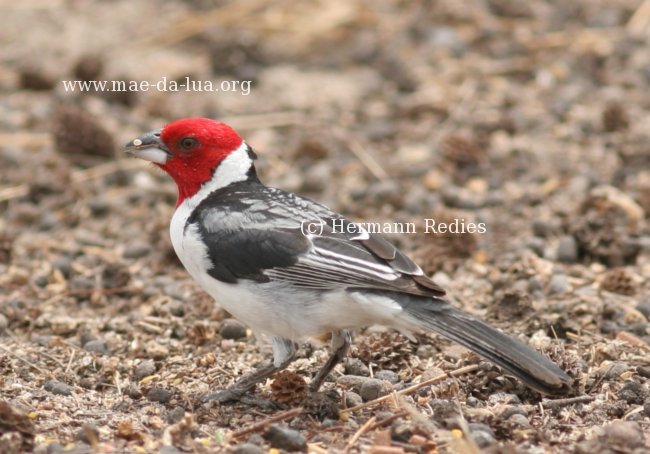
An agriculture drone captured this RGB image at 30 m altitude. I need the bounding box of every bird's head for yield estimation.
[125,118,255,205]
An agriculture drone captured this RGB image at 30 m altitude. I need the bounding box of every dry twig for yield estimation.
[228,406,303,440]
[340,364,479,414]
[345,416,376,452]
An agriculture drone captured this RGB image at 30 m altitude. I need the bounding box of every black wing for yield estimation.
[189,182,445,297]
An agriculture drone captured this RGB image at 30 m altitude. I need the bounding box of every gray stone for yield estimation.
[507,413,530,429]
[374,370,400,384]
[134,360,156,380]
[232,443,263,454]
[500,406,528,419]
[263,424,307,452]
[83,339,109,355]
[167,406,185,424]
[44,380,72,396]
[75,424,99,444]
[123,243,151,259]
[487,392,520,405]
[429,399,459,420]
[636,299,650,320]
[549,273,570,294]
[344,358,370,377]
[345,391,363,408]
[52,257,72,278]
[0,313,8,334]
[557,235,578,263]
[336,375,368,392]
[147,387,171,404]
[360,378,391,402]
[219,319,247,340]
[159,447,183,454]
[165,300,185,317]
[469,423,496,448]
[603,420,644,448]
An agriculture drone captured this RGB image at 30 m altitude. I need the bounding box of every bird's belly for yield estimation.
[170,212,405,340]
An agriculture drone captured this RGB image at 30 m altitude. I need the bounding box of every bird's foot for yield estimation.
[203,387,245,404]
[202,388,280,410]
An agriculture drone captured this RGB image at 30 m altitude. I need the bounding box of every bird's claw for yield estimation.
[202,389,281,410]
[203,388,243,404]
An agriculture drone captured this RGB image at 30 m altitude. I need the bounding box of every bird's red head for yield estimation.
[126,118,244,204]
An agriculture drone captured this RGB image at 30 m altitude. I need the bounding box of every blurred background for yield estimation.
[1,0,649,452]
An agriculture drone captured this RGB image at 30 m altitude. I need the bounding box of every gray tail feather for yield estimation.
[393,294,573,395]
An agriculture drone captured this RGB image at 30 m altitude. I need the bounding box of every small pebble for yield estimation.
[125,384,142,399]
[526,237,545,256]
[232,443,263,454]
[391,421,412,442]
[487,393,521,405]
[134,360,156,380]
[247,434,265,446]
[643,399,650,417]
[123,243,151,259]
[374,370,400,384]
[532,220,553,237]
[167,406,185,424]
[263,424,307,452]
[75,424,99,444]
[416,345,438,360]
[321,418,337,429]
[636,366,650,378]
[165,300,185,317]
[528,276,544,293]
[556,235,578,263]
[344,358,370,377]
[548,273,570,294]
[345,391,363,408]
[44,380,72,396]
[500,406,528,419]
[0,313,8,334]
[605,362,630,379]
[360,378,391,402]
[219,319,247,340]
[469,423,496,448]
[159,447,183,454]
[507,413,530,429]
[52,256,72,278]
[83,339,109,355]
[336,375,367,392]
[636,300,650,320]
[45,442,65,453]
[617,381,646,405]
[88,199,110,216]
[34,275,49,287]
[429,399,459,420]
[603,420,644,448]
[147,387,171,404]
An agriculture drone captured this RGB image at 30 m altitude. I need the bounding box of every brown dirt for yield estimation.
[1,0,649,452]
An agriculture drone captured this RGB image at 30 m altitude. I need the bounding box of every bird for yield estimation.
[125,117,572,403]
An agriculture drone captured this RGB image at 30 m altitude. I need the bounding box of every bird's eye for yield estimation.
[179,137,199,151]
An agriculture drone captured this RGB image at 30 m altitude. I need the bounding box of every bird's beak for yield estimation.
[124,129,172,165]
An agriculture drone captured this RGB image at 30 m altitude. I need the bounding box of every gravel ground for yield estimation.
[1,0,650,452]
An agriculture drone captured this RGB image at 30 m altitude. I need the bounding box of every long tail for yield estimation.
[385,292,573,395]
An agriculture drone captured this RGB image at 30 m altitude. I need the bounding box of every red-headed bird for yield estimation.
[125,118,572,403]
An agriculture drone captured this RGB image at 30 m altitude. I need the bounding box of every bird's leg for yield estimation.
[310,330,351,392]
[204,337,297,404]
